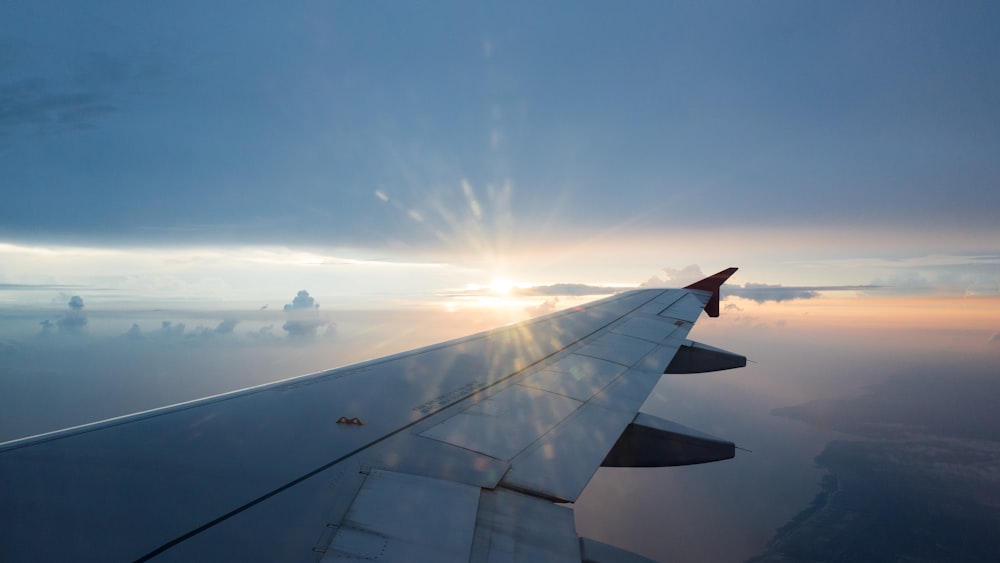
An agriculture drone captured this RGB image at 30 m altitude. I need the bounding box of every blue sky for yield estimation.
[3,3,1000,561]
[3,2,999,260]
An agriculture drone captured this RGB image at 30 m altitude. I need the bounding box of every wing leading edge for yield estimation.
[0,268,745,562]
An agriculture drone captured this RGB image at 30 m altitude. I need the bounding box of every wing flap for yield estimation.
[471,488,580,562]
[323,469,480,562]
[357,434,510,489]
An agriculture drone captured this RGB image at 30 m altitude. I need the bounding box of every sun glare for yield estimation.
[489,278,514,295]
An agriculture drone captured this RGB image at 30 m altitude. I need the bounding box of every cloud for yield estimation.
[990,331,1000,347]
[870,268,999,296]
[181,319,241,340]
[639,265,706,288]
[38,319,54,336]
[125,323,142,340]
[56,315,88,332]
[803,255,1000,296]
[52,295,88,334]
[724,284,819,303]
[282,319,332,339]
[282,289,331,338]
[640,275,665,288]
[247,324,278,342]
[120,318,239,343]
[284,290,318,312]
[637,266,879,303]
[214,319,238,334]
[156,320,185,338]
[0,283,83,291]
[723,284,879,304]
[525,297,559,317]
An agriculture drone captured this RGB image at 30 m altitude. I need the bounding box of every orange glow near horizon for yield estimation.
[700,293,1000,358]
[733,294,1000,330]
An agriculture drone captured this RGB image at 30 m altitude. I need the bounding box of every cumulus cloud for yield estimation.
[122,318,239,342]
[182,319,240,340]
[156,320,185,338]
[125,323,142,340]
[990,331,1000,347]
[51,295,88,334]
[284,290,318,312]
[282,290,331,338]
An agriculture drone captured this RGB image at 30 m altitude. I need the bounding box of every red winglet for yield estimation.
[683,267,738,318]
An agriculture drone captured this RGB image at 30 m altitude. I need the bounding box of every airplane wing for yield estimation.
[0,268,745,562]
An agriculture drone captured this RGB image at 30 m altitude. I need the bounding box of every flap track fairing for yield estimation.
[601,413,735,467]
[664,340,747,374]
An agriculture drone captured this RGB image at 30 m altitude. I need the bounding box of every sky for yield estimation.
[3,2,1000,561]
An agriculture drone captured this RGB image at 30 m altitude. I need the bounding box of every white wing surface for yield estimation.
[0,268,745,562]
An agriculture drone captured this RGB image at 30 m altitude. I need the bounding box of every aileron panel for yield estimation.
[325,469,480,562]
[419,386,582,460]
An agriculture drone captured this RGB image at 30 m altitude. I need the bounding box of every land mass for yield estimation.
[749,371,1000,562]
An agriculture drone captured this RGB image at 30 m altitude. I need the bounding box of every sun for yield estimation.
[488,278,514,296]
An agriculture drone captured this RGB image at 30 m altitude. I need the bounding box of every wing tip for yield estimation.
[684,267,738,318]
[683,267,738,291]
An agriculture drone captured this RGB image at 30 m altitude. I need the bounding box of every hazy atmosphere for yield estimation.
[3,2,999,561]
